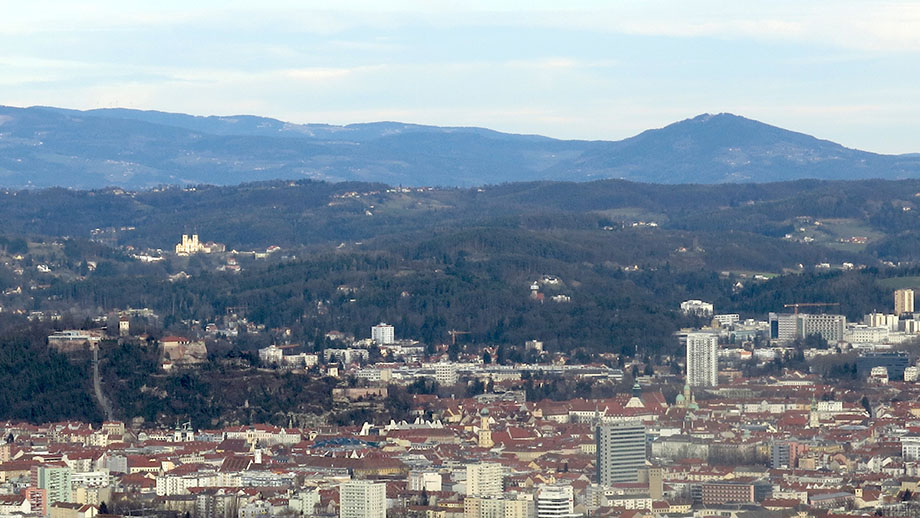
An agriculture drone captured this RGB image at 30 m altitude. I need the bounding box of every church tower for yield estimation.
[809,396,820,428]
[478,408,494,448]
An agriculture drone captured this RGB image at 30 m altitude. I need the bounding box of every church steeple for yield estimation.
[478,408,493,448]
[809,395,819,428]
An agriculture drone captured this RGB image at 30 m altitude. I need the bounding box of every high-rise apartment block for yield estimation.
[31,465,72,504]
[371,323,395,345]
[596,422,647,485]
[535,485,578,518]
[895,289,915,316]
[340,480,386,518]
[686,332,718,388]
[466,462,503,497]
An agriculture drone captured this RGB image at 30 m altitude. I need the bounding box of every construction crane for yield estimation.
[783,302,840,315]
[448,330,471,345]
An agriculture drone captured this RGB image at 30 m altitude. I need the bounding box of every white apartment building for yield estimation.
[408,471,442,492]
[70,472,109,488]
[713,314,740,326]
[434,362,458,385]
[371,323,395,345]
[681,300,714,317]
[259,345,283,365]
[846,325,890,343]
[156,472,218,496]
[535,485,579,518]
[903,436,920,461]
[466,462,503,497]
[905,320,920,334]
[906,366,920,382]
[865,313,899,331]
[340,480,386,518]
[289,490,321,516]
[686,332,718,387]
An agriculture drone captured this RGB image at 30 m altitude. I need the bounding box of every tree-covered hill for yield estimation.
[2,178,920,425]
[0,178,918,263]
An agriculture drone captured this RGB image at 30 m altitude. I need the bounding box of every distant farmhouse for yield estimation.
[160,336,208,369]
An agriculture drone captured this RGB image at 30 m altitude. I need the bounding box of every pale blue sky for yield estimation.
[2,1,919,153]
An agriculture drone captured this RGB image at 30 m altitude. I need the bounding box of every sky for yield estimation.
[2,1,919,153]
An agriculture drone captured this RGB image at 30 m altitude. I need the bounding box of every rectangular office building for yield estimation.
[596,422,646,485]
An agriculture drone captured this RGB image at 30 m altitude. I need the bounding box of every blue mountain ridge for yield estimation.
[0,106,916,189]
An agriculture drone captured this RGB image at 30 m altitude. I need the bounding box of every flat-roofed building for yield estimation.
[596,422,646,485]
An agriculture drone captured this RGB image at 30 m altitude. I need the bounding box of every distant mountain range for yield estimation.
[0,105,918,189]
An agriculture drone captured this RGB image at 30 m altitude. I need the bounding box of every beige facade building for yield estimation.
[464,495,534,518]
[466,462,503,497]
[895,289,915,316]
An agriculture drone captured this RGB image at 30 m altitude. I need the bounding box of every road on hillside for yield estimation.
[93,346,115,421]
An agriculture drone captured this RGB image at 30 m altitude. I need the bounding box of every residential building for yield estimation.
[535,485,578,518]
[865,312,899,331]
[340,480,386,518]
[896,289,915,316]
[195,490,240,518]
[32,464,73,504]
[371,323,395,345]
[434,362,458,385]
[713,314,740,326]
[770,441,807,469]
[686,332,718,387]
[525,340,544,352]
[407,471,442,492]
[681,300,714,317]
[464,495,534,518]
[258,345,283,365]
[902,435,920,461]
[289,490,320,516]
[23,488,47,516]
[466,462,503,497]
[906,366,920,382]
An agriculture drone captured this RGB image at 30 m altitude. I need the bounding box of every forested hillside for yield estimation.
[1,178,919,263]
[2,178,920,425]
